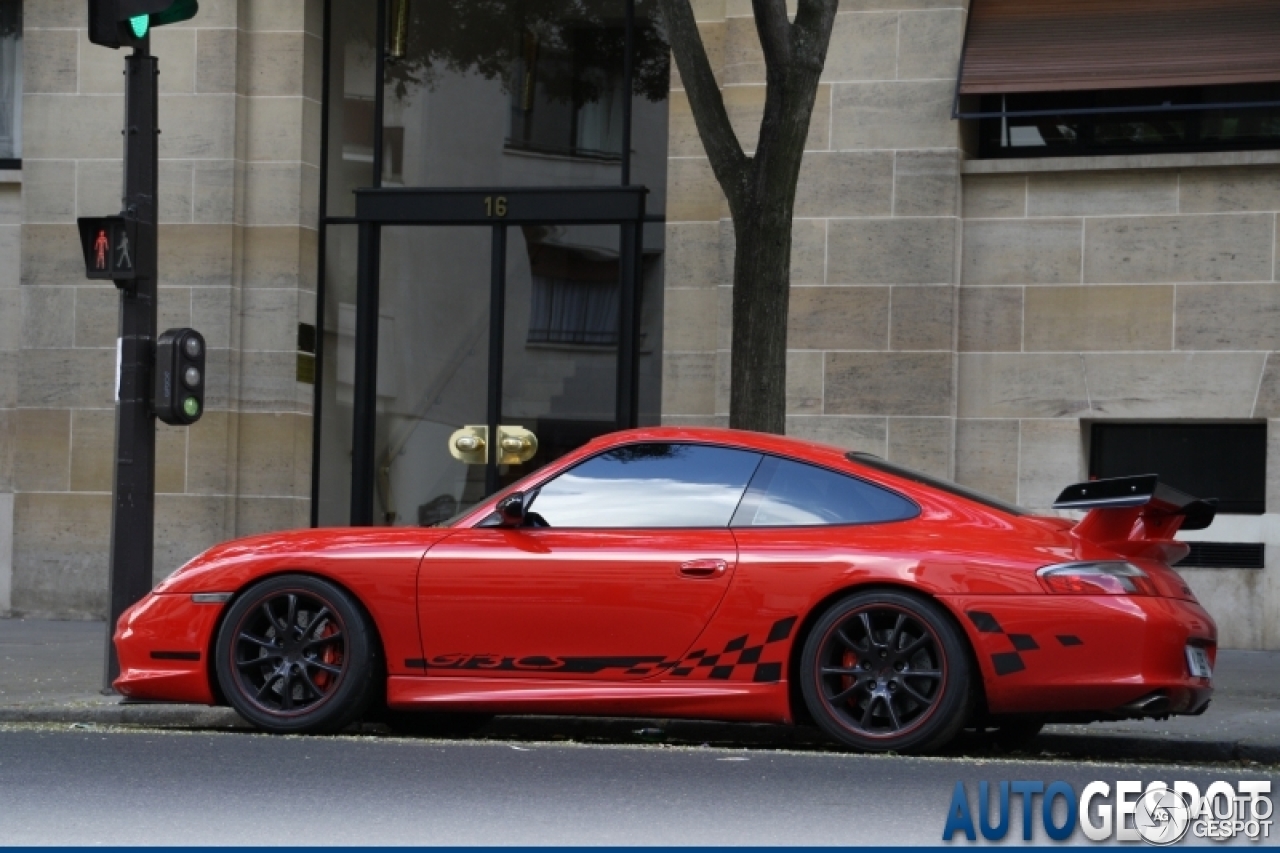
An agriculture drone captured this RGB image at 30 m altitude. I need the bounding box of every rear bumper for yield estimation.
[112,592,222,704]
[940,593,1216,717]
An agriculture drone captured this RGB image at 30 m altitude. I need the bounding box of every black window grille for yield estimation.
[1180,542,1265,570]
[1088,423,1267,515]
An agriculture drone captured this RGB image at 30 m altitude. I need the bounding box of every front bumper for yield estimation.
[113,592,223,704]
[940,593,1216,717]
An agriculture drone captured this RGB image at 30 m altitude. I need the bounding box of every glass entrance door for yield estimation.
[369,221,625,527]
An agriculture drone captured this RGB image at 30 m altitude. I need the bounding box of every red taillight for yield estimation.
[1037,561,1157,596]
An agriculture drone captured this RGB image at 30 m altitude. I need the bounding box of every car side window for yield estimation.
[732,456,918,527]
[527,443,763,528]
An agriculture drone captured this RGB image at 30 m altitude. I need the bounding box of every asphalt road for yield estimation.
[0,726,1274,846]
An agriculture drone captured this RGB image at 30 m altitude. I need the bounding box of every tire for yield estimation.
[382,711,494,738]
[799,590,975,754]
[215,574,379,734]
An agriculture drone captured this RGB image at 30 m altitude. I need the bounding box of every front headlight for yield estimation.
[1036,561,1157,596]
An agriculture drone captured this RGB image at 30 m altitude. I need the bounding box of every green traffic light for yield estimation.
[129,14,150,38]
[182,396,200,418]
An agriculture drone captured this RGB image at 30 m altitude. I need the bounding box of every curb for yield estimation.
[2,702,1278,764]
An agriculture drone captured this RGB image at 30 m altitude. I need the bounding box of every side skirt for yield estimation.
[386,676,793,724]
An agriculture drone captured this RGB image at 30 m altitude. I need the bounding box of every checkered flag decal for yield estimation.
[667,616,798,683]
[965,610,1062,676]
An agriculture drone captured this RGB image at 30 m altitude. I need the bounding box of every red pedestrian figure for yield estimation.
[94,229,109,269]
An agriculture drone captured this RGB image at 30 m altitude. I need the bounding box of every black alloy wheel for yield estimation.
[800,590,974,753]
[215,575,378,734]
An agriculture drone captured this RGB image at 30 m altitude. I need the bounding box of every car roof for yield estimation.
[586,426,860,469]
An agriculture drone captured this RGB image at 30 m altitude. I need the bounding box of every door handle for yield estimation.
[679,559,728,579]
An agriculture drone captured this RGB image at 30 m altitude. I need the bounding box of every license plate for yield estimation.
[1186,645,1212,680]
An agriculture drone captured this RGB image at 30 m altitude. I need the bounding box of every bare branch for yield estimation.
[659,0,748,203]
[791,0,839,73]
[751,0,792,73]
[752,0,837,189]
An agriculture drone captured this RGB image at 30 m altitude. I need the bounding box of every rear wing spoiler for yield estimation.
[1052,475,1217,563]
[1052,475,1217,531]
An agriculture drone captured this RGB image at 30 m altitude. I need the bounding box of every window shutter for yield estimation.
[959,0,1280,95]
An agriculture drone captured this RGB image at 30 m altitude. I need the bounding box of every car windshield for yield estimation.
[846,452,1029,517]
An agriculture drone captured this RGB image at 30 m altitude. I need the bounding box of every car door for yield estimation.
[418,442,762,679]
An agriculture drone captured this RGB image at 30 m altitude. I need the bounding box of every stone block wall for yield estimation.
[662,0,968,480]
[958,159,1280,649]
[6,0,322,618]
[0,175,18,614]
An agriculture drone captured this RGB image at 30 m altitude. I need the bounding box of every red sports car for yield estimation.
[113,427,1217,753]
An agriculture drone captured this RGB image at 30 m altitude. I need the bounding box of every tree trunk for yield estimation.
[660,0,838,434]
[728,204,792,434]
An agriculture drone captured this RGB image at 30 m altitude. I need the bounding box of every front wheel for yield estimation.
[215,575,379,734]
[799,590,974,753]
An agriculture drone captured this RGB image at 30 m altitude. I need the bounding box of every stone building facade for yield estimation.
[1,0,1277,650]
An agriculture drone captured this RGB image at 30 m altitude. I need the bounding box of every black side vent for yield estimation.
[1180,542,1265,569]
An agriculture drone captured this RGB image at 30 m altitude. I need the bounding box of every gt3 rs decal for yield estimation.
[410,654,668,674]
[406,616,799,684]
[966,610,1049,677]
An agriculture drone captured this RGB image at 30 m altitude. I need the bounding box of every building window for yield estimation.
[956,0,1280,159]
[1088,423,1267,515]
[0,0,20,166]
[975,84,1280,158]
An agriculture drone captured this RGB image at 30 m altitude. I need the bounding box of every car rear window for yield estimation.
[732,456,919,527]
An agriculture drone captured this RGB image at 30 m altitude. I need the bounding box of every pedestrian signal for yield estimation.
[88,1,199,50]
[154,328,206,426]
[77,216,138,283]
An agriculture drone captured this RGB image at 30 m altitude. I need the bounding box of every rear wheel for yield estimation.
[799,590,974,753]
[215,575,378,734]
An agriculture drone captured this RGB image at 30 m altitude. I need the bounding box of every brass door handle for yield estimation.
[447,426,487,465]
[447,425,538,465]
[496,426,538,464]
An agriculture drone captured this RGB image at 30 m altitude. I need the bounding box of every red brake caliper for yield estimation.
[311,622,341,691]
[841,649,858,707]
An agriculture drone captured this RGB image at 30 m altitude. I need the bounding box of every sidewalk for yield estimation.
[2,617,1277,764]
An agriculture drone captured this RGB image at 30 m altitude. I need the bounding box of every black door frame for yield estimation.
[346,185,649,525]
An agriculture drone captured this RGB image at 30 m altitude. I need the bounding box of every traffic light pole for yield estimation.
[103,41,159,690]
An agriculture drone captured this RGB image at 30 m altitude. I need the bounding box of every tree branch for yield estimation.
[791,0,839,74]
[659,0,749,205]
[751,0,792,73]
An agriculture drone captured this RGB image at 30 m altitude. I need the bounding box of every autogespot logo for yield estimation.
[942,779,1273,844]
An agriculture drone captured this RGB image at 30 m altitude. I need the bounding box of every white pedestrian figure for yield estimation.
[116,231,132,270]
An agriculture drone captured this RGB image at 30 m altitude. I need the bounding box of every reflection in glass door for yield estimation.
[372,226,492,526]
[496,224,622,493]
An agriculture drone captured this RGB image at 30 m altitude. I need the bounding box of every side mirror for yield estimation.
[496,492,526,528]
